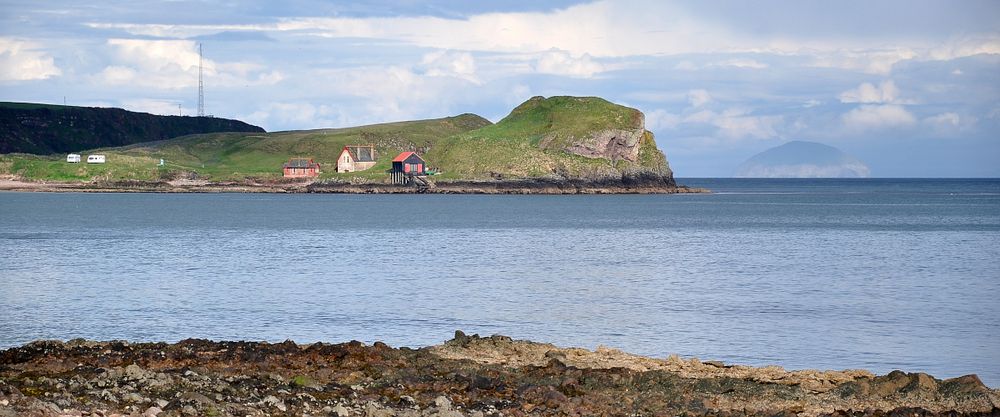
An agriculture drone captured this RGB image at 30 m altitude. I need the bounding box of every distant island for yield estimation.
[735,141,870,178]
[0,97,703,194]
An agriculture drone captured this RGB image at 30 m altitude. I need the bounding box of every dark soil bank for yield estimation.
[1,333,996,417]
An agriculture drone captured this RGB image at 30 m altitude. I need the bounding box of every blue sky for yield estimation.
[1,0,998,176]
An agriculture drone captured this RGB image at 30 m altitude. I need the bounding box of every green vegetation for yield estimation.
[426,96,668,179]
[1,97,673,183]
[0,101,264,155]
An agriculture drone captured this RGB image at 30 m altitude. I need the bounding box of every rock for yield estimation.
[433,396,451,410]
[332,403,351,416]
[122,392,145,403]
[123,364,147,381]
[178,391,214,407]
[363,402,393,417]
[262,395,286,412]
[142,406,162,417]
[940,374,990,395]
[154,399,168,408]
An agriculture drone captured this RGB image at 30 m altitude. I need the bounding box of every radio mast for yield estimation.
[197,43,204,117]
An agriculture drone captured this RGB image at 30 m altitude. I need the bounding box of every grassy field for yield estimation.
[1,97,672,183]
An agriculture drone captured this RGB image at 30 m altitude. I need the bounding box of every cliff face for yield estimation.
[0,102,265,155]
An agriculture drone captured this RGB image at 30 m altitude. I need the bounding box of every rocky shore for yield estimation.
[1,333,996,417]
[0,176,708,194]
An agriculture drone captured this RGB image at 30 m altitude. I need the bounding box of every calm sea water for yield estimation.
[1,179,998,386]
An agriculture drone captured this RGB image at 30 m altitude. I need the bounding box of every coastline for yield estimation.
[1,333,996,417]
[0,178,710,195]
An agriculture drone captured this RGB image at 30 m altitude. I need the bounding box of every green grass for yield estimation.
[1,97,672,182]
[426,96,666,179]
[1,153,161,181]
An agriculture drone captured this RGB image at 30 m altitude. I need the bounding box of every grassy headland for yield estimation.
[1,97,681,191]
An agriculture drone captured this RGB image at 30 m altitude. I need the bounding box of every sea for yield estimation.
[1,178,998,387]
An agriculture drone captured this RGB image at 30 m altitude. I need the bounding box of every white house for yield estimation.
[336,145,376,173]
[66,154,81,163]
[87,155,106,164]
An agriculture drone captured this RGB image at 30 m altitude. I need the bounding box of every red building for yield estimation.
[282,158,320,178]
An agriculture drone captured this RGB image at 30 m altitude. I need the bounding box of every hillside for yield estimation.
[1,97,677,187]
[0,102,265,155]
[428,96,672,181]
[736,141,870,178]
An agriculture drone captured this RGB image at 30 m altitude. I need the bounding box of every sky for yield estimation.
[1,0,998,177]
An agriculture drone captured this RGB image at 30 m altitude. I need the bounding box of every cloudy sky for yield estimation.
[2,0,998,176]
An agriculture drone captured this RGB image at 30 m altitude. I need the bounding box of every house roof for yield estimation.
[392,151,422,162]
[342,146,375,162]
[283,158,319,168]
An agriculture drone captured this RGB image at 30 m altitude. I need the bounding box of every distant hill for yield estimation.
[1,96,675,185]
[736,141,870,178]
[0,102,265,155]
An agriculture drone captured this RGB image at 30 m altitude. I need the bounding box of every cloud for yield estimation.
[121,98,183,116]
[659,107,783,140]
[710,58,768,69]
[672,58,768,71]
[532,50,604,78]
[687,89,712,107]
[83,1,1000,67]
[419,50,480,84]
[811,49,918,75]
[97,39,282,90]
[674,61,699,71]
[244,102,345,130]
[708,109,783,140]
[646,109,682,131]
[839,80,902,104]
[923,112,977,136]
[0,38,61,81]
[841,104,916,130]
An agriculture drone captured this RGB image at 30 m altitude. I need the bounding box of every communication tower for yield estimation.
[197,43,204,117]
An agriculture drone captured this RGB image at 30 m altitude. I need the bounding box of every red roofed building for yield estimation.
[391,152,426,175]
[282,158,320,178]
[389,152,428,185]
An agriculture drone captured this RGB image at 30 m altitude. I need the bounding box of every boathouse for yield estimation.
[282,158,321,178]
[389,152,428,185]
[392,152,426,175]
[336,145,376,173]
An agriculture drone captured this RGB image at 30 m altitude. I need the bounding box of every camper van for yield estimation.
[66,154,81,163]
[86,155,106,164]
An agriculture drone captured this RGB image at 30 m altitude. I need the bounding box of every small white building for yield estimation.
[87,154,106,164]
[66,154,81,163]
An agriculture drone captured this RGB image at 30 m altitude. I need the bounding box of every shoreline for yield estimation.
[1,333,996,417]
[0,178,710,195]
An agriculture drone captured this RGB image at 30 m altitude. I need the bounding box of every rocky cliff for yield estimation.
[0,102,265,155]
